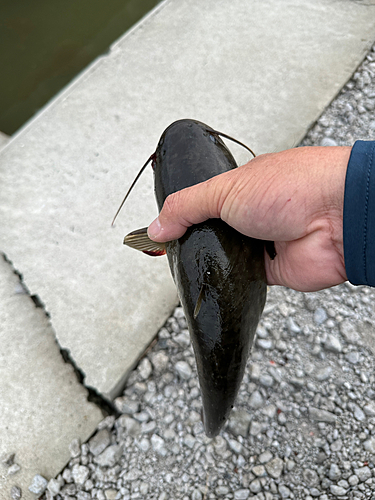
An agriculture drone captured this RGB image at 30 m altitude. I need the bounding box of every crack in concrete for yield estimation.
[1,252,119,418]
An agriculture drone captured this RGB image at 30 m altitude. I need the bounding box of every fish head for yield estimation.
[153,119,237,211]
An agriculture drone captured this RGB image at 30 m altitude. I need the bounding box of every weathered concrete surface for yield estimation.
[0,256,103,500]
[1,0,375,399]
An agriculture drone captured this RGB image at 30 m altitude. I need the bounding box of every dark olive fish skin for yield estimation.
[152,119,267,437]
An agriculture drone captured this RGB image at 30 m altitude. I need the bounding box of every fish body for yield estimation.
[151,119,267,437]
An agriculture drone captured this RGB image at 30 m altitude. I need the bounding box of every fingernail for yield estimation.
[148,218,161,239]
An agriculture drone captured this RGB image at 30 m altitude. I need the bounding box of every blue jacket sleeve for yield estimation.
[344,140,375,286]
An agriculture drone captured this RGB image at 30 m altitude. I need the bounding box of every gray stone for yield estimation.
[250,479,262,493]
[331,439,343,452]
[348,475,359,486]
[141,420,156,434]
[290,376,305,388]
[250,363,261,381]
[228,438,242,454]
[309,407,337,423]
[249,391,264,409]
[257,338,273,350]
[10,486,22,500]
[262,405,277,418]
[234,490,250,500]
[259,450,273,463]
[174,331,190,348]
[278,412,287,425]
[140,483,150,496]
[114,397,140,415]
[250,421,262,436]
[151,352,169,374]
[354,466,371,482]
[47,478,62,496]
[310,492,322,499]
[279,484,291,498]
[314,308,327,324]
[151,435,167,456]
[328,464,341,481]
[122,469,142,481]
[345,351,360,364]
[303,468,319,485]
[287,317,301,333]
[137,437,150,452]
[215,486,229,496]
[119,416,141,436]
[94,444,123,467]
[324,334,342,353]
[192,489,203,500]
[138,358,153,380]
[72,464,90,485]
[330,485,347,496]
[339,320,361,343]
[184,434,196,448]
[364,401,375,417]
[256,325,269,338]
[286,460,296,471]
[28,475,48,495]
[320,137,338,147]
[228,410,252,437]
[7,464,21,475]
[77,492,91,500]
[89,429,111,456]
[276,340,288,351]
[259,374,274,387]
[61,483,77,496]
[104,489,118,500]
[252,465,266,477]
[266,457,284,479]
[268,366,283,383]
[364,437,375,453]
[353,404,366,422]
[69,438,81,458]
[315,366,332,381]
[175,360,192,380]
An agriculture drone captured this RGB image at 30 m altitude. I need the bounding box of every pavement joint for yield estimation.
[1,253,115,417]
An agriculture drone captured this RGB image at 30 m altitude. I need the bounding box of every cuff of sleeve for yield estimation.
[343,140,375,286]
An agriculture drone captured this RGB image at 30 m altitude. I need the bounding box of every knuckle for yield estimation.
[163,192,181,217]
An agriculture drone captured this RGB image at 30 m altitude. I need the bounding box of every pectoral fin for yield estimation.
[194,283,207,319]
[124,227,166,256]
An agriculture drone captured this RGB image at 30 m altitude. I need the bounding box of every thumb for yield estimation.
[148,175,225,242]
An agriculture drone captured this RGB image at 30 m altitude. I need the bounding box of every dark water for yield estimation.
[0,0,161,135]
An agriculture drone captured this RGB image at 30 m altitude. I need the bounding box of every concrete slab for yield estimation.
[0,256,103,500]
[1,0,375,403]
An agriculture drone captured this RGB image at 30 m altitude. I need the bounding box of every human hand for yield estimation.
[147,146,352,292]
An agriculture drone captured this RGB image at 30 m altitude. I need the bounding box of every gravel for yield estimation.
[26,40,375,499]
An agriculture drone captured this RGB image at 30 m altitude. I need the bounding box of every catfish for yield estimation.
[114,119,275,437]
